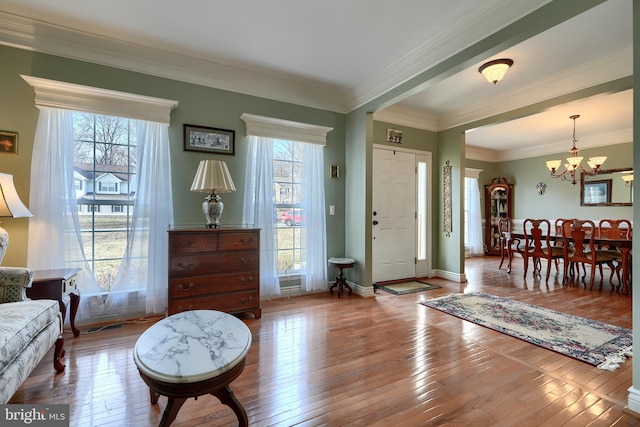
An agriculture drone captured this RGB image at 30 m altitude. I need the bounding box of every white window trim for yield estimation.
[21,75,178,124]
[241,113,333,146]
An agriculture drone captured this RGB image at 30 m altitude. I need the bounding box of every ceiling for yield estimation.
[0,0,632,162]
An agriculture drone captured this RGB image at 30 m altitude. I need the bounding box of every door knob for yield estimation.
[373,220,379,225]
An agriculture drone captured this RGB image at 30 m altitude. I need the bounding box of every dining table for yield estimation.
[504,229,632,293]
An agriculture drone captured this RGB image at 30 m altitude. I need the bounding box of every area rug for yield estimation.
[420,292,632,371]
[376,280,440,295]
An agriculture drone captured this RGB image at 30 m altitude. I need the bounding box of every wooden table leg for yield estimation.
[159,397,188,427]
[212,385,248,427]
[619,247,631,294]
[69,292,80,337]
[149,388,159,405]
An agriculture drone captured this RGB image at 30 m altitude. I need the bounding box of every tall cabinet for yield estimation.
[485,177,513,255]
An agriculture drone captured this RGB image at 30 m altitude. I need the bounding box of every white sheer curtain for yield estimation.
[242,136,281,298]
[300,142,327,291]
[108,120,173,315]
[27,109,173,321]
[27,108,106,321]
[465,176,484,256]
[242,136,327,296]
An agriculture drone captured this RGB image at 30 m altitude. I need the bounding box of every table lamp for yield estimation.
[0,173,33,263]
[190,160,236,228]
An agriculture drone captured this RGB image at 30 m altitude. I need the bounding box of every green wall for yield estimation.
[0,44,346,267]
[472,142,633,228]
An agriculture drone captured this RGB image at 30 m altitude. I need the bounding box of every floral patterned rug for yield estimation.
[420,292,632,371]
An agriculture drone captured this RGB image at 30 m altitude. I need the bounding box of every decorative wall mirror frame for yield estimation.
[580,167,633,206]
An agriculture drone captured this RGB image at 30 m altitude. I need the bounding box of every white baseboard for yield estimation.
[432,269,467,283]
[627,387,640,414]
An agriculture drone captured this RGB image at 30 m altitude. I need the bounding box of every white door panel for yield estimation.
[372,149,416,282]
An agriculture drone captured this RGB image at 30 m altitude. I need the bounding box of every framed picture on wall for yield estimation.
[183,124,235,155]
[583,179,612,204]
[0,130,18,155]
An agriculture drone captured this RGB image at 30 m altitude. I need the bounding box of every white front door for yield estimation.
[372,148,416,282]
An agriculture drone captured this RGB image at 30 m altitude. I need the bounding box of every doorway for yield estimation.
[372,146,431,282]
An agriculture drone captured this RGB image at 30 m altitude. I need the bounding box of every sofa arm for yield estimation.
[0,267,34,303]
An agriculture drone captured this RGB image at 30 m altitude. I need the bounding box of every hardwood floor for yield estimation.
[9,256,640,426]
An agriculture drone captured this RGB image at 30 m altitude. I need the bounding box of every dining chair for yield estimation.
[523,219,564,283]
[561,219,617,290]
[497,217,512,270]
[598,219,632,289]
[553,218,577,273]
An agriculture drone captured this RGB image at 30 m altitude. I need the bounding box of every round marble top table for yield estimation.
[134,310,252,427]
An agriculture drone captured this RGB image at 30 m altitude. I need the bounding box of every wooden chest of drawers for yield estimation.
[168,227,261,318]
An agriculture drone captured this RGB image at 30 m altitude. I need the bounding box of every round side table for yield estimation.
[134,310,252,427]
[328,257,355,297]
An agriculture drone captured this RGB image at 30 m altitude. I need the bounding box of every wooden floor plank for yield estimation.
[8,257,640,426]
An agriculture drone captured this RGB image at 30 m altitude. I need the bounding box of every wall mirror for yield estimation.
[580,167,633,206]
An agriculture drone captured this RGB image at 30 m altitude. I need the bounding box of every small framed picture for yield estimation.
[0,130,18,155]
[386,128,403,144]
[583,179,612,204]
[184,124,235,155]
[330,165,340,179]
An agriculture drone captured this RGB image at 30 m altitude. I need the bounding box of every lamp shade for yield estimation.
[190,160,236,194]
[478,58,513,84]
[0,173,32,218]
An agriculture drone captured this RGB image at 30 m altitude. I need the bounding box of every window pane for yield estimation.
[273,139,307,274]
[72,112,135,293]
[417,162,427,260]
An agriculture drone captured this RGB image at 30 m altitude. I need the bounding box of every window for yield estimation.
[73,113,136,291]
[464,169,484,256]
[273,140,305,272]
[241,113,332,297]
[24,75,176,322]
[98,180,118,193]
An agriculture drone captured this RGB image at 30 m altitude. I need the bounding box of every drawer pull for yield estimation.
[239,277,253,283]
[179,283,194,291]
[177,262,194,269]
[178,305,194,312]
[240,238,253,244]
[239,257,253,265]
[239,296,253,303]
[177,240,194,247]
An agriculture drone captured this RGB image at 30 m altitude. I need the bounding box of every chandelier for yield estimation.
[545,115,607,185]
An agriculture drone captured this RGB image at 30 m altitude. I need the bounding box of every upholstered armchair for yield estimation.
[0,228,34,303]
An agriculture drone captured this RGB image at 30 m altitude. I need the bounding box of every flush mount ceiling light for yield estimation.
[478,58,514,84]
[545,115,607,185]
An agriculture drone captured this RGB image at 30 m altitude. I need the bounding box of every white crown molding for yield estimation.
[441,48,632,131]
[0,2,552,117]
[465,146,501,163]
[0,12,347,114]
[372,105,438,131]
[467,127,633,162]
[345,0,553,112]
